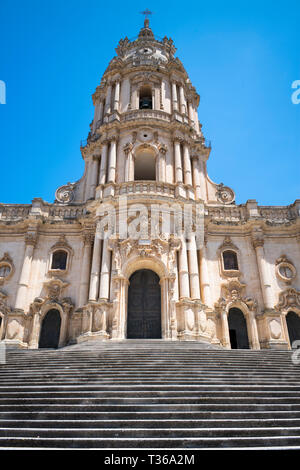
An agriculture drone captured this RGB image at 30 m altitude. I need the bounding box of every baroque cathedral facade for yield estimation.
[0,19,299,350]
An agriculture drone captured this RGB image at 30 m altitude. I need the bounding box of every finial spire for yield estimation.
[140,9,153,27]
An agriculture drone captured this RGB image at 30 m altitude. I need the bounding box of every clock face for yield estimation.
[138,47,153,55]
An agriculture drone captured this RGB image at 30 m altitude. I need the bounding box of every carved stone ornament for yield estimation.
[51,235,72,253]
[215,279,257,312]
[108,235,181,277]
[158,143,168,154]
[0,253,14,285]
[269,319,282,340]
[55,183,76,204]
[216,183,235,205]
[123,142,133,154]
[275,288,300,311]
[30,294,74,317]
[43,278,69,302]
[0,290,10,315]
[275,255,297,284]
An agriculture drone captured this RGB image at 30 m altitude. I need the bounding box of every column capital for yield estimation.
[24,232,38,247]
[123,142,133,155]
[82,231,95,246]
[172,135,183,144]
[251,228,265,249]
[158,143,168,155]
[108,134,119,143]
[252,237,264,249]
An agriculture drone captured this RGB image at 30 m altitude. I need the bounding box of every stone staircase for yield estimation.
[0,340,300,449]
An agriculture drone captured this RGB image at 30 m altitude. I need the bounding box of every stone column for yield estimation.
[178,235,190,299]
[183,143,192,186]
[221,309,231,349]
[188,101,194,124]
[179,86,187,114]
[160,277,170,339]
[78,233,94,307]
[88,155,100,200]
[158,147,166,182]
[187,234,201,300]
[160,79,164,110]
[104,84,112,115]
[165,147,174,184]
[98,100,104,125]
[152,85,156,110]
[28,306,41,349]
[107,138,117,183]
[98,142,108,185]
[15,233,37,311]
[113,81,120,111]
[171,82,178,111]
[199,242,212,306]
[192,156,201,200]
[252,237,274,310]
[174,140,183,184]
[92,102,100,133]
[124,144,133,182]
[198,156,207,200]
[248,310,260,349]
[99,238,111,301]
[88,225,102,302]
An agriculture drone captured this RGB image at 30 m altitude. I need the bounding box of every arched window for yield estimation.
[139,85,152,109]
[51,250,68,270]
[134,147,156,181]
[223,250,239,271]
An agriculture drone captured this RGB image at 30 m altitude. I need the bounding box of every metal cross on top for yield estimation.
[140,8,153,20]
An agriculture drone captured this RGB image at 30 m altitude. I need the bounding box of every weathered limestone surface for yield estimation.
[0,20,299,350]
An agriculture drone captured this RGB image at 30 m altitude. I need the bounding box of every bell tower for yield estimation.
[57,18,235,344]
[74,17,217,204]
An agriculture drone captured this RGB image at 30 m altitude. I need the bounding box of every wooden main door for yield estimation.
[127,269,161,339]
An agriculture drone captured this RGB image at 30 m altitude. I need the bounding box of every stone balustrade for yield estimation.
[48,206,86,220]
[115,181,176,198]
[121,109,171,124]
[207,206,248,224]
[0,205,31,221]
[259,206,297,224]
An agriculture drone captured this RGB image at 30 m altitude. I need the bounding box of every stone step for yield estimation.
[1,344,300,449]
[1,385,300,392]
[0,426,300,439]
[1,397,300,405]
[1,418,300,428]
[1,390,299,398]
[1,411,299,420]
[0,435,300,449]
[1,404,300,412]
[1,380,300,386]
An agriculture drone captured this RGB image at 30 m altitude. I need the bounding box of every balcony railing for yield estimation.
[115,181,176,198]
[121,109,172,124]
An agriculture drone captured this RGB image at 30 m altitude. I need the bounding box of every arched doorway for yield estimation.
[228,308,250,349]
[39,309,61,349]
[286,311,300,347]
[127,269,161,339]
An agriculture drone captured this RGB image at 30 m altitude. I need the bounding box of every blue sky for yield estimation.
[0,0,299,205]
